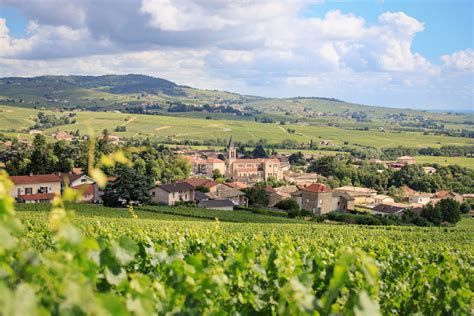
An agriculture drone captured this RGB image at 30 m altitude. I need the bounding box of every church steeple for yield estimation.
[228,136,235,149]
[227,136,236,161]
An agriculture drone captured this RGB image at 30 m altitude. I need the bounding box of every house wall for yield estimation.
[301,191,334,215]
[10,182,61,198]
[206,162,225,176]
[149,187,195,205]
[409,196,431,205]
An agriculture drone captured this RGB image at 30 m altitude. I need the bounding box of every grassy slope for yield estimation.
[414,156,474,169]
[1,105,472,149]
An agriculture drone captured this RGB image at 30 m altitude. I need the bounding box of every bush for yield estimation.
[274,199,300,211]
[460,202,471,214]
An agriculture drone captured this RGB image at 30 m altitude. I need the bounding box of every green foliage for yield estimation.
[102,166,151,207]
[274,199,300,212]
[243,187,269,207]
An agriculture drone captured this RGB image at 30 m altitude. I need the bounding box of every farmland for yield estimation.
[4,199,473,315]
[1,105,472,149]
[414,155,474,169]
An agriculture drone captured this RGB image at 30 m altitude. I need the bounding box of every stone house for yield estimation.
[149,182,195,206]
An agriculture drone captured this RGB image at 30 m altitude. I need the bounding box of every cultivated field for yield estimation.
[1,105,472,149]
[414,155,474,169]
[9,202,474,315]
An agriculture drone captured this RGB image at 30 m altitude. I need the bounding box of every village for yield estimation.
[4,136,472,220]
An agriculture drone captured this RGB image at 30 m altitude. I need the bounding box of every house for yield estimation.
[284,172,319,187]
[372,203,410,216]
[9,174,62,203]
[334,186,378,205]
[431,191,464,204]
[59,173,95,188]
[396,156,416,165]
[264,185,299,207]
[198,199,235,211]
[184,156,226,177]
[373,194,395,205]
[225,137,282,181]
[262,186,283,207]
[423,166,436,175]
[294,183,354,215]
[148,182,195,206]
[28,129,42,135]
[408,194,432,205]
[224,181,248,190]
[71,183,94,203]
[179,178,220,192]
[54,131,73,141]
[205,183,248,207]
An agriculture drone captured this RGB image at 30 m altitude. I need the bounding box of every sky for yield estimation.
[0,0,473,111]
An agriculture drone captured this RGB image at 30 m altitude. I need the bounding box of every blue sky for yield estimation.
[0,0,472,111]
[303,0,473,63]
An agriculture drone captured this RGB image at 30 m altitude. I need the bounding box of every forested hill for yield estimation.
[0,75,472,130]
[0,74,381,113]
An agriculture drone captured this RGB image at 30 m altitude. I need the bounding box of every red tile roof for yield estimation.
[18,193,56,201]
[302,183,331,193]
[224,181,248,189]
[180,178,220,189]
[263,185,276,193]
[206,158,225,163]
[10,174,61,185]
[72,184,94,195]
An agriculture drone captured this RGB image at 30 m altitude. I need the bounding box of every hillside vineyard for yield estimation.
[1,190,472,315]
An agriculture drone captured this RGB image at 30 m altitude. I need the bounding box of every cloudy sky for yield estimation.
[0,0,473,110]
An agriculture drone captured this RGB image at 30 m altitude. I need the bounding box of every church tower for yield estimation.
[226,136,236,177]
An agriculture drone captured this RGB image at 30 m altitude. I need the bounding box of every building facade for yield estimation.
[9,174,62,203]
[225,137,282,181]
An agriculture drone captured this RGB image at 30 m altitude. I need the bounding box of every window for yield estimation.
[173,192,176,198]
[17,188,21,196]
[39,186,48,193]
[25,187,33,195]
[185,194,188,199]
[152,191,155,197]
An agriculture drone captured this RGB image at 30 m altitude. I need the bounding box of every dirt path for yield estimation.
[155,125,171,132]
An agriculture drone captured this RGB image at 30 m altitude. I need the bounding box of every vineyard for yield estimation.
[1,178,473,314]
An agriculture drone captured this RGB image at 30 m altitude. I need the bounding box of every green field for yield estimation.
[6,200,474,315]
[414,155,474,169]
[1,105,472,149]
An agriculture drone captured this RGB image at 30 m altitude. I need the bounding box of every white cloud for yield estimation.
[442,49,474,71]
[0,1,472,109]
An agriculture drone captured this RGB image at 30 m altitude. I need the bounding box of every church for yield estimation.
[225,137,282,181]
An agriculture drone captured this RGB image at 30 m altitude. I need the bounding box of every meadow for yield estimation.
[5,201,473,315]
[414,155,474,169]
[1,105,472,149]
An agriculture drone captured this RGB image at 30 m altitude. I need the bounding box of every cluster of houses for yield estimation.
[2,137,472,216]
[6,166,471,216]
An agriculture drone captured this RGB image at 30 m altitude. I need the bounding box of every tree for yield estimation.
[437,198,461,224]
[274,199,299,211]
[242,187,269,207]
[420,204,442,226]
[212,169,223,180]
[30,134,57,174]
[460,202,471,214]
[420,199,461,225]
[102,166,151,207]
[252,145,268,158]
